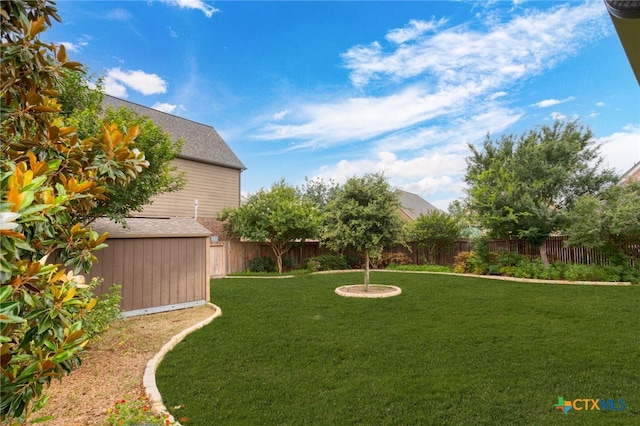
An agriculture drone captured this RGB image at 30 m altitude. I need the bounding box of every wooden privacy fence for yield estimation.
[212,236,638,275]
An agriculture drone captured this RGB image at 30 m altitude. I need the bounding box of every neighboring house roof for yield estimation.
[619,161,640,185]
[92,217,211,238]
[396,190,440,220]
[102,95,246,171]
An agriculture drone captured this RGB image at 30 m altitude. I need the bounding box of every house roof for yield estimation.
[92,217,212,238]
[102,95,246,171]
[396,190,440,220]
[619,161,640,185]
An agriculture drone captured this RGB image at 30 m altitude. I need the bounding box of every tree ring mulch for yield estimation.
[335,284,401,298]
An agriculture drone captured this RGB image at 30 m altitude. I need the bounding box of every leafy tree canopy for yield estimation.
[565,182,640,265]
[409,211,460,264]
[464,119,617,266]
[322,173,404,288]
[218,180,321,273]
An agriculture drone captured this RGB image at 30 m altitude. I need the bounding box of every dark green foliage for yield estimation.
[409,210,460,263]
[465,120,618,266]
[248,255,277,273]
[386,264,452,273]
[156,273,640,425]
[566,182,640,265]
[307,254,349,271]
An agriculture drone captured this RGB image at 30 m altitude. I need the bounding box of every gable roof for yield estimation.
[619,161,640,185]
[102,95,246,171]
[396,190,440,220]
[92,217,211,238]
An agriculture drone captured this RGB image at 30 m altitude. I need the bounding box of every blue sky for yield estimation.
[46,0,639,210]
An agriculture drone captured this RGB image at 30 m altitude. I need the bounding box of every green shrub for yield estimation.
[564,264,601,281]
[308,254,348,271]
[496,250,527,267]
[282,256,298,271]
[453,251,475,274]
[344,254,361,269]
[387,264,452,273]
[84,283,123,339]
[512,259,545,279]
[248,255,276,273]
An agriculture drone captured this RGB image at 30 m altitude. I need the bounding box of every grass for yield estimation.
[156,272,639,425]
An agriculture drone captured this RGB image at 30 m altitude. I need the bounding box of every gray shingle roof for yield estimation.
[396,190,440,220]
[92,217,211,238]
[102,95,245,170]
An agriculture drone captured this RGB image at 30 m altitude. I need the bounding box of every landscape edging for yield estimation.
[143,303,222,425]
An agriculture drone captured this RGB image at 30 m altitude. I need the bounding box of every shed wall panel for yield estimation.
[90,236,209,314]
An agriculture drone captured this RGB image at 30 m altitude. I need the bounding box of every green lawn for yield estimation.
[156,272,639,425]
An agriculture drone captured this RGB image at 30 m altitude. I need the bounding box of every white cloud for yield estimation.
[105,8,133,22]
[104,68,168,97]
[152,102,180,114]
[550,111,567,121]
[168,26,178,38]
[595,101,606,107]
[161,0,219,18]
[255,2,608,149]
[385,18,447,44]
[272,109,291,121]
[597,125,640,174]
[341,2,607,88]
[533,96,575,108]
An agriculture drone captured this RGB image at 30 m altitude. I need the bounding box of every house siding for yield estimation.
[136,158,241,218]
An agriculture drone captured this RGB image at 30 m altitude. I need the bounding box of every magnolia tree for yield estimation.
[218,180,321,274]
[1,1,147,422]
[322,173,404,290]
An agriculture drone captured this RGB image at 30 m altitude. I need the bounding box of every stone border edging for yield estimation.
[374,269,633,286]
[143,303,222,425]
[335,284,402,298]
[223,269,632,286]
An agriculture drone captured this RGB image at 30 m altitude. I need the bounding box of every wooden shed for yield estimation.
[89,217,211,317]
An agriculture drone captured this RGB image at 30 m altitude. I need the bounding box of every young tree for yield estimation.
[464,120,617,267]
[322,173,404,290]
[409,211,460,264]
[1,1,148,421]
[565,182,640,264]
[58,69,185,225]
[218,180,321,274]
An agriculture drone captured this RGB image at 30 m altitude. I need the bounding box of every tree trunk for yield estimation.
[539,243,549,268]
[364,250,370,292]
[276,254,283,274]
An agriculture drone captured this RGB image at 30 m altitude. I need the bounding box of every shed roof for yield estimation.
[102,95,246,171]
[92,217,212,238]
[396,190,440,220]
